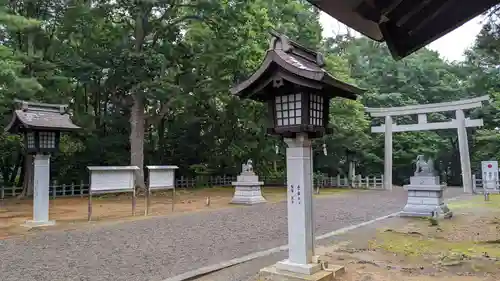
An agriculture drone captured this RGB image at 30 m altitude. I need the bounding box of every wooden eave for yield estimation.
[308,0,500,59]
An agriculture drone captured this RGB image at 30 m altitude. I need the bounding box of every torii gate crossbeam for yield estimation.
[365,96,490,193]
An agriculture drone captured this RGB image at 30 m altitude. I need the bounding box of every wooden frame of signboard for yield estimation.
[86,166,140,221]
[145,165,179,216]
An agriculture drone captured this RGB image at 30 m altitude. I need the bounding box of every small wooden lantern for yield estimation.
[230,31,364,139]
[5,100,80,154]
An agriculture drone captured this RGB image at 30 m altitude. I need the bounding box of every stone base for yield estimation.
[401,203,452,219]
[402,178,452,219]
[259,264,344,281]
[21,220,56,228]
[231,182,267,205]
[276,260,322,275]
[410,176,439,186]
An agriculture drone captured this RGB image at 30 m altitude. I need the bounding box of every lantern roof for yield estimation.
[230,31,364,101]
[5,100,81,133]
[307,0,499,60]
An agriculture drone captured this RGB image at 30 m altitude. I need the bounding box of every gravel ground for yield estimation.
[0,187,464,281]
[192,188,466,281]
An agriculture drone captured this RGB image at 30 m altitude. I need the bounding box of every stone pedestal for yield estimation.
[259,264,345,281]
[231,174,266,205]
[401,176,452,218]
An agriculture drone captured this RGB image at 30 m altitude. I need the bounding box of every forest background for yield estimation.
[1,0,500,194]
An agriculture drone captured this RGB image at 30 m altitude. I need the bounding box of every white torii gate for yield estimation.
[365,96,489,193]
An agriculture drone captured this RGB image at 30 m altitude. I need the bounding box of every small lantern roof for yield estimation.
[5,100,80,133]
[230,31,364,101]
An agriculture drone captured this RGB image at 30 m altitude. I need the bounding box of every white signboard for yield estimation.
[147,166,179,190]
[145,165,179,216]
[86,166,140,221]
[87,166,139,193]
[481,161,498,192]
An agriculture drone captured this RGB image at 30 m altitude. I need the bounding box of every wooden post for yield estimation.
[88,191,92,222]
[172,187,175,212]
[357,175,362,188]
[336,175,340,187]
[472,174,476,193]
[132,187,136,216]
[365,176,369,189]
[62,183,66,196]
[145,187,150,216]
[52,180,57,199]
[80,180,84,197]
[88,172,92,221]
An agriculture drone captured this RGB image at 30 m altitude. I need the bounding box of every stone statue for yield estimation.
[232,159,265,205]
[414,155,434,176]
[403,154,451,219]
[242,159,254,174]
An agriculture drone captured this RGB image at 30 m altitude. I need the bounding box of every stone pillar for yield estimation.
[276,133,320,275]
[309,140,315,254]
[384,115,393,191]
[24,153,55,227]
[456,109,473,193]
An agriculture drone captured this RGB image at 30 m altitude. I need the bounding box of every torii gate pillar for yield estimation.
[366,96,489,193]
[384,116,393,191]
[456,109,473,193]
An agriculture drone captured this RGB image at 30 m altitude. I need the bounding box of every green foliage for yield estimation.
[0,0,499,190]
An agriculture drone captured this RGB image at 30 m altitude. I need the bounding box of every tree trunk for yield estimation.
[158,118,166,163]
[130,94,146,189]
[20,154,34,197]
[8,153,23,186]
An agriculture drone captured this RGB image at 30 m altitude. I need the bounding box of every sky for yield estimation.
[319,12,485,62]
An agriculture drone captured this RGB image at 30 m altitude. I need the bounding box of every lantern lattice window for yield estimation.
[276,93,302,126]
[309,94,323,126]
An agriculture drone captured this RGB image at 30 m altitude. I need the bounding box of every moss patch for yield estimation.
[448,194,500,210]
[371,230,500,259]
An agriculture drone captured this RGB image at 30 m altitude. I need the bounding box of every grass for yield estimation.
[447,194,500,210]
[370,194,500,261]
[371,231,500,259]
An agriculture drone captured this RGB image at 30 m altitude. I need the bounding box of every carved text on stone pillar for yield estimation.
[289,185,302,205]
[297,185,301,205]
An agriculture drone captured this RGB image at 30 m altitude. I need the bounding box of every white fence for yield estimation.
[0,181,88,199]
[0,174,384,199]
[314,174,384,189]
[472,174,500,193]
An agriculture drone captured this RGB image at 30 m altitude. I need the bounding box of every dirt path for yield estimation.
[0,188,465,281]
[0,186,348,238]
[0,187,446,281]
